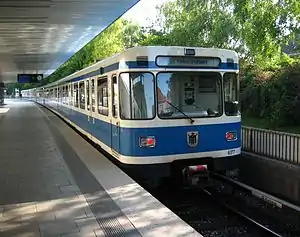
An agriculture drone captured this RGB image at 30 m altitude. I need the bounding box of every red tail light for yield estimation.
[226,131,237,141]
[139,136,156,148]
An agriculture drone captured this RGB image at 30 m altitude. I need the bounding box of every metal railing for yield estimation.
[242,126,300,164]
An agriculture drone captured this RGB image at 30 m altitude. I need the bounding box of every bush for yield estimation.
[241,63,300,127]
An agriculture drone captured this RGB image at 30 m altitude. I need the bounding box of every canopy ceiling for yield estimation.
[0,0,140,83]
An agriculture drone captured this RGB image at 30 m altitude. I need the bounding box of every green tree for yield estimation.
[158,0,240,49]
[231,0,300,68]
[123,20,145,48]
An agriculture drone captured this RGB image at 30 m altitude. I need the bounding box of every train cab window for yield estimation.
[224,73,239,116]
[157,72,222,118]
[97,78,108,116]
[119,72,155,120]
[79,81,85,110]
[74,83,79,107]
[91,79,95,112]
[86,80,90,111]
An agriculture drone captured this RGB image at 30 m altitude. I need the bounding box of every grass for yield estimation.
[242,116,300,135]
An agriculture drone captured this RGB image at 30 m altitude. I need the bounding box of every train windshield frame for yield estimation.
[156,71,223,119]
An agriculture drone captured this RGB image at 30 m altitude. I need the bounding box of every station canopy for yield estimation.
[0,0,140,83]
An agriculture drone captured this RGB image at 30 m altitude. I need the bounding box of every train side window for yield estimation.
[56,87,59,102]
[64,86,68,104]
[112,75,118,118]
[69,84,73,106]
[79,81,85,109]
[97,77,108,116]
[74,83,79,107]
[59,86,62,103]
[62,86,65,104]
[224,73,239,116]
[61,86,64,103]
[86,80,90,111]
[91,79,95,112]
[54,88,57,101]
[65,86,68,104]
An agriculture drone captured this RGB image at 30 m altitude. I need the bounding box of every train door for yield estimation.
[86,79,93,137]
[111,75,120,154]
[89,78,96,137]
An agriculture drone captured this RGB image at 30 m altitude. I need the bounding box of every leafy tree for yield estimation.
[123,20,145,48]
[158,0,240,49]
[231,0,300,68]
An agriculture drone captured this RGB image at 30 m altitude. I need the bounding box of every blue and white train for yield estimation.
[23,46,241,184]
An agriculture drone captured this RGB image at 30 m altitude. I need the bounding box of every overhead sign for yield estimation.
[156,56,221,68]
[17,74,43,83]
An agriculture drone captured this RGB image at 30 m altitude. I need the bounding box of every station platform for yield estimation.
[0,99,201,237]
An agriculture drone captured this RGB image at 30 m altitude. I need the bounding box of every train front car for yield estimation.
[118,46,241,184]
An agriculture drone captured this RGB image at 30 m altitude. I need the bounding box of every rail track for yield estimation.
[150,171,300,237]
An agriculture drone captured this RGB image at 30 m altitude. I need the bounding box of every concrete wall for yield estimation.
[238,152,300,205]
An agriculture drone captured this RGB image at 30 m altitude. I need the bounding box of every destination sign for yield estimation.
[17,74,43,83]
[156,56,221,68]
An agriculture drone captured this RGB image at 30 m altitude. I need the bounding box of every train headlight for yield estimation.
[139,136,156,148]
[226,131,237,141]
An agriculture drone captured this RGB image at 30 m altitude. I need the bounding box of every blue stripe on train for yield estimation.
[49,102,241,157]
[119,123,241,157]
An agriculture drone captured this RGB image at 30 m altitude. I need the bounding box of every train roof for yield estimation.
[34,46,239,90]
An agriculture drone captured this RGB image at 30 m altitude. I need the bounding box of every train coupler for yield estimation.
[183,165,212,187]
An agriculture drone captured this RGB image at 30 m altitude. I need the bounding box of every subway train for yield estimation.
[23,46,241,186]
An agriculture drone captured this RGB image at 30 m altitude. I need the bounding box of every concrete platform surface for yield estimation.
[0,100,201,237]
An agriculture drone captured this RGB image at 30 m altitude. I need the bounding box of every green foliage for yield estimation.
[139,29,170,46]
[231,0,300,68]
[151,0,299,69]
[158,0,239,49]
[123,20,146,48]
[241,63,300,127]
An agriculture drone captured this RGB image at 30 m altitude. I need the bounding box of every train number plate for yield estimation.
[228,149,236,155]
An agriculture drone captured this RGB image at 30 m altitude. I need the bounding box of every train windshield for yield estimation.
[157,72,222,118]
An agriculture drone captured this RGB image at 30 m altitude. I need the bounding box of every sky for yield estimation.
[122,0,172,27]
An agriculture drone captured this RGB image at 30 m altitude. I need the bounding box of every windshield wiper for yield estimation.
[165,100,195,124]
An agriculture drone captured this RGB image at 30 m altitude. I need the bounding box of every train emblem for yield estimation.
[187,131,199,147]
